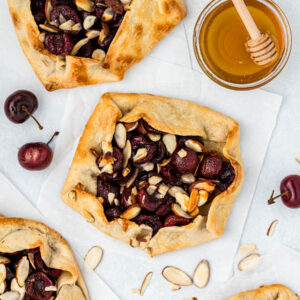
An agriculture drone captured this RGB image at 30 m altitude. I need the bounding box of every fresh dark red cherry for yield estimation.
[26,272,53,300]
[18,132,59,171]
[268,175,300,208]
[4,90,43,129]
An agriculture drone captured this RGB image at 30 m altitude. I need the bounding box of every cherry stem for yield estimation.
[268,190,289,205]
[47,131,59,145]
[21,105,43,130]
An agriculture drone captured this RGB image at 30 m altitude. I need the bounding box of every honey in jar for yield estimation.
[199,0,285,84]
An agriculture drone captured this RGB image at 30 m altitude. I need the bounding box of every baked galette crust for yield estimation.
[228,284,300,300]
[62,93,244,256]
[0,217,89,299]
[7,0,186,91]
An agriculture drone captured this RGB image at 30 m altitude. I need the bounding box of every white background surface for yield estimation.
[0,0,300,299]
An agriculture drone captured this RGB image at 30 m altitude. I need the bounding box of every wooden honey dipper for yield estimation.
[232,0,278,65]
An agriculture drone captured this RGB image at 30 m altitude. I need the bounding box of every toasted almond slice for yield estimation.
[193,260,210,288]
[170,283,181,291]
[114,123,127,149]
[0,291,20,300]
[168,186,185,197]
[162,134,177,154]
[185,139,204,153]
[122,140,132,169]
[126,168,138,188]
[71,38,90,55]
[174,192,189,212]
[10,278,25,297]
[187,189,199,213]
[59,19,74,31]
[83,210,95,223]
[102,8,114,22]
[120,0,131,4]
[122,167,131,177]
[189,207,199,217]
[83,15,97,30]
[124,122,138,132]
[108,193,115,205]
[133,148,148,163]
[172,204,193,219]
[131,288,140,294]
[121,204,141,220]
[0,265,6,285]
[141,162,154,171]
[45,286,57,292]
[27,253,35,270]
[198,190,209,207]
[86,30,101,39]
[140,272,152,296]
[178,149,187,158]
[181,174,195,184]
[16,256,29,287]
[91,49,105,62]
[192,181,216,193]
[147,185,157,195]
[267,220,278,237]
[157,158,171,173]
[148,133,161,142]
[0,257,10,265]
[158,184,169,197]
[238,253,260,271]
[148,176,162,185]
[296,153,300,163]
[45,0,53,22]
[162,267,192,286]
[39,24,59,33]
[38,32,46,43]
[75,0,94,11]
[238,244,257,255]
[0,280,6,294]
[85,246,103,270]
[72,23,82,31]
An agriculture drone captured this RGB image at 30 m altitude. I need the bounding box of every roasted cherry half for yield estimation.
[26,272,54,300]
[4,90,43,129]
[268,175,300,209]
[170,147,199,174]
[18,132,59,171]
[199,153,223,179]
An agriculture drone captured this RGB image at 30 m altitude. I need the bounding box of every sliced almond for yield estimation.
[108,193,115,205]
[148,176,162,186]
[92,49,105,62]
[185,139,204,153]
[178,149,187,158]
[72,23,82,31]
[71,38,90,55]
[162,134,177,154]
[0,265,6,285]
[170,283,181,291]
[10,278,25,297]
[168,186,185,197]
[122,140,132,169]
[102,8,114,22]
[162,267,192,286]
[158,184,169,197]
[172,204,193,219]
[147,185,157,195]
[45,0,53,22]
[192,180,216,193]
[121,204,141,220]
[238,253,260,271]
[122,167,131,177]
[85,246,103,270]
[181,174,195,184]
[238,244,257,255]
[75,0,94,12]
[187,189,199,213]
[114,123,127,149]
[0,257,10,265]
[157,158,171,173]
[0,280,6,294]
[59,19,75,31]
[267,220,278,237]
[193,260,210,288]
[148,133,161,142]
[39,24,59,33]
[198,190,209,207]
[114,198,120,206]
[45,286,57,292]
[83,210,95,223]
[140,272,152,296]
[174,192,189,212]
[83,15,97,30]
[125,168,138,188]
[133,148,148,163]
[124,122,138,132]
[120,0,131,4]
[296,153,300,163]
[86,30,101,39]
[141,162,154,171]
[189,207,199,217]
[0,292,20,300]
[38,32,46,43]
[16,257,29,287]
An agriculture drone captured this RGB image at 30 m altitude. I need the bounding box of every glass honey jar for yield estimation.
[193,0,292,90]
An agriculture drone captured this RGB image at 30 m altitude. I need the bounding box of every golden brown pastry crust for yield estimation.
[7,0,186,91]
[228,284,300,300]
[0,217,89,300]
[62,93,244,256]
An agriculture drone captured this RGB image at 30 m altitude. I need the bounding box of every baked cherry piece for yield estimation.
[268,175,300,208]
[26,272,54,300]
[164,214,192,227]
[44,33,74,55]
[4,90,43,129]
[170,147,199,174]
[135,214,162,235]
[18,132,59,171]
[199,153,223,179]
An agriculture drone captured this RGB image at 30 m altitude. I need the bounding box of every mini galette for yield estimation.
[0,217,89,299]
[7,0,186,91]
[62,93,243,256]
[228,284,300,300]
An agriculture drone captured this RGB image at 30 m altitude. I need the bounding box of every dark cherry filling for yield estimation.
[95,119,236,236]
[0,248,61,299]
[30,0,128,58]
